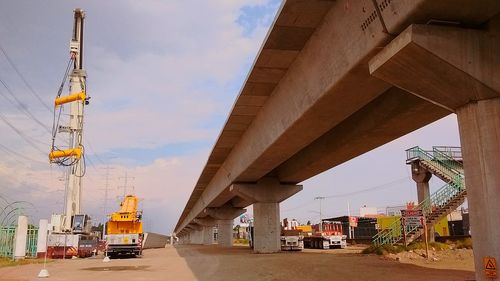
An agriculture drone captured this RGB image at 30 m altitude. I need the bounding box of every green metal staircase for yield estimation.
[373,146,466,246]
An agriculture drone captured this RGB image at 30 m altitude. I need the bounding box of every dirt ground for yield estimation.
[0,245,475,281]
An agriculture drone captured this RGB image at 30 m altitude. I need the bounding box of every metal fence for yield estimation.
[26,225,38,258]
[0,226,16,258]
[0,226,39,259]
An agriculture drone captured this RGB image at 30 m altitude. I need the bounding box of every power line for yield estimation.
[118,171,135,197]
[0,112,46,154]
[0,142,46,164]
[323,177,408,199]
[0,43,52,112]
[0,147,35,168]
[0,77,51,134]
[282,199,315,212]
[281,177,409,213]
[85,138,105,165]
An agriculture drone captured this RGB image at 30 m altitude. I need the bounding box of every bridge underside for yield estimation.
[175,1,500,279]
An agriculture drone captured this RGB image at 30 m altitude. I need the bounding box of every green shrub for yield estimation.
[0,258,48,268]
[233,238,249,245]
[361,245,377,254]
[406,241,449,251]
[362,244,406,255]
[456,238,473,249]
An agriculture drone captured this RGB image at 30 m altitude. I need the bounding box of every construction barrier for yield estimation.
[142,232,169,249]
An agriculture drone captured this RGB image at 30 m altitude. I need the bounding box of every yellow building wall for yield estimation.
[433,217,449,236]
[376,215,449,237]
[377,216,402,237]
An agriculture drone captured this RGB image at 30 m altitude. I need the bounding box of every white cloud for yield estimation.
[0,0,279,233]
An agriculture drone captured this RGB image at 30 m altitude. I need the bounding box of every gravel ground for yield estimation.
[0,245,475,281]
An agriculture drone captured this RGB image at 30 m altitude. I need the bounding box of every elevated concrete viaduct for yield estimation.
[175,1,499,279]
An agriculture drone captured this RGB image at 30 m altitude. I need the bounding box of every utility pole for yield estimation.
[314,196,326,232]
[118,171,135,198]
[347,201,353,239]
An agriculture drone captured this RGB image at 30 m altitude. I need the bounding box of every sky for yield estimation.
[0,1,462,234]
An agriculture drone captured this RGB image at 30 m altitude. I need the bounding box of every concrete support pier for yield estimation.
[203,206,245,248]
[457,98,500,278]
[216,219,233,247]
[411,163,434,242]
[186,224,203,244]
[202,226,213,245]
[193,218,216,245]
[230,177,302,253]
[253,202,280,253]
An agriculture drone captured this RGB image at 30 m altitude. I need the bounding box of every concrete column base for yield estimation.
[189,230,200,244]
[253,202,281,253]
[202,226,213,245]
[457,98,500,281]
[217,219,233,247]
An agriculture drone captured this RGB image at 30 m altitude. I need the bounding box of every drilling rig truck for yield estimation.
[280,218,304,251]
[105,195,144,257]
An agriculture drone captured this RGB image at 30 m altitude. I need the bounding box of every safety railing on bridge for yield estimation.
[405,146,464,188]
[432,146,462,161]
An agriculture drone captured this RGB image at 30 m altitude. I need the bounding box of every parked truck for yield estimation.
[303,220,347,249]
[47,214,98,258]
[280,218,304,251]
[105,195,143,257]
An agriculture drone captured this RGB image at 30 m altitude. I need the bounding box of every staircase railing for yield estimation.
[372,217,420,246]
[431,147,464,174]
[418,183,465,215]
[406,146,463,188]
[373,182,465,246]
[432,146,462,161]
[373,147,466,246]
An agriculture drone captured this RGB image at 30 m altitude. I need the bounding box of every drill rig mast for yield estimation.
[46,9,97,259]
[49,8,88,232]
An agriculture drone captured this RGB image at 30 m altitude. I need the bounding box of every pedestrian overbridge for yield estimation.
[175,1,500,279]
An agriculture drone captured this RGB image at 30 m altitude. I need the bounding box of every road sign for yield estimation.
[403,217,423,227]
[401,209,425,227]
[484,256,497,279]
[349,216,358,227]
[401,209,423,217]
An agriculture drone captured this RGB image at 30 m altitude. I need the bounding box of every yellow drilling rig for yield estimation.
[105,195,144,257]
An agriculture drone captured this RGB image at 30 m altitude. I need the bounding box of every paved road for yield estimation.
[0,245,474,281]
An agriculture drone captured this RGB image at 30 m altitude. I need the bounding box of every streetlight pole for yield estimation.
[314,196,326,232]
